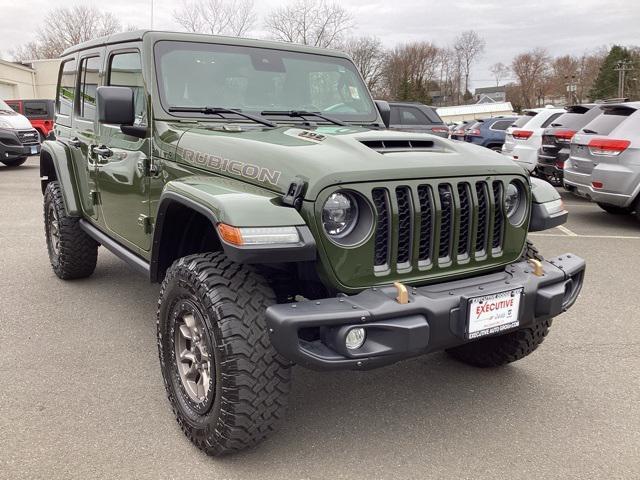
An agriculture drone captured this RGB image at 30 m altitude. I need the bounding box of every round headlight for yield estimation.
[504,181,526,225]
[322,192,359,237]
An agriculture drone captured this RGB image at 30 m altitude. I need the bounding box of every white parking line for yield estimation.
[556,225,579,237]
[530,232,640,239]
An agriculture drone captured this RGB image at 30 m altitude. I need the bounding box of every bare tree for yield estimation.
[264,0,353,48]
[382,42,441,103]
[489,62,510,86]
[13,6,122,60]
[454,30,486,101]
[174,0,256,36]
[510,48,551,108]
[342,36,385,93]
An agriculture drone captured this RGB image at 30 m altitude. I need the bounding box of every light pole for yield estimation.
[614,59,633,98]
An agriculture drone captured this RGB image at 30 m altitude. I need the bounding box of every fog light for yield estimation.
[345,327,366,350]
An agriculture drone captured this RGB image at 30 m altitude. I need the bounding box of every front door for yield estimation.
[95,49,151,252]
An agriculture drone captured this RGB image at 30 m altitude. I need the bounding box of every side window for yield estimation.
[24,101,49,118]
[541,113,562,128]
[491,120,513,131]
[108,51,147,125]
[399,107,428,125]
[57,59,77,117]
[78,56,101,121]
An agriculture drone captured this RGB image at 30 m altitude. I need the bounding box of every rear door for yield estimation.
[95,47,152,251]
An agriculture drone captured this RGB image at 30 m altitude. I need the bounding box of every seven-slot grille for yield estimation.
[372,179,506,273]
[16,130,39,146]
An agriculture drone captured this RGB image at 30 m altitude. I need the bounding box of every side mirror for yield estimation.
[96,86,147,139]
[374,100,391,128]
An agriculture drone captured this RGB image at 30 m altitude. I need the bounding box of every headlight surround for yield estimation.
[504,180,527,225]
[322,191,359,238]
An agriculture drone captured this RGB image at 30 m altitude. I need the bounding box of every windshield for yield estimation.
[154,41,377,123]
[0,99,14,112]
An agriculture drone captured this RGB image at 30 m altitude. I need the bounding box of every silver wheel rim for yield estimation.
[48,203,61,257]
[174,311,212,404]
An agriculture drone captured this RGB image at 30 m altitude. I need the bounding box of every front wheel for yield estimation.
[446,240,551,367]
[1,156,27,167]
[157,252,291,456]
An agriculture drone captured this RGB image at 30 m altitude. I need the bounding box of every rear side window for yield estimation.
[57,59,77,117]
[540,113,562,128]
[5,101,20,113]
[422,107,444,124]
[24,101,50,118]
[582,106,636,135]
[78,56,101,120]
[490,120,512,131]
[108,51,146,125]
[398,106,430,125]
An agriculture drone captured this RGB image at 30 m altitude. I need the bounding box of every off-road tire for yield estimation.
[43,181,98,279]
[1,156,27,167]
[157,252,291,456]
[597,203,630,215]
[446,239,551,367]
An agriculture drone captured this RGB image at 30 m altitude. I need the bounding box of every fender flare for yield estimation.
[529,177,567,232]
[40,140,81,216]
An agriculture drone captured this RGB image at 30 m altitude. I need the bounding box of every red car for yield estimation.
[5,99,55,142]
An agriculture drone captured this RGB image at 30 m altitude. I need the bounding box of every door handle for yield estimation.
[91,145,113,158]
[69,137,81,148]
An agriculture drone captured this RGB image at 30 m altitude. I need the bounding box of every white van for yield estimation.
[0,98,41,167]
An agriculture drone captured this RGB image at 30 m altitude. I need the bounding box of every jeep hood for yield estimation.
[173,124,527,200]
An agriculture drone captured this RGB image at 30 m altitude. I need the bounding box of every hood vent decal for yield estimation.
[359,139,434,153]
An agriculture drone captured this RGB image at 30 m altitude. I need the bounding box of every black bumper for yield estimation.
[266,254,585,371]
[0,129,40,160]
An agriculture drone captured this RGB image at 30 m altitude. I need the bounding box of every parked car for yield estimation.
[40,29,584,456]
[502,107,565,172]
[537,104,603,184]
[387,102,449,137]
[464,116,520,152]
[449,121,470,140]
[564,102,640,216]
[5,99,55,142]
[0,98,41,167]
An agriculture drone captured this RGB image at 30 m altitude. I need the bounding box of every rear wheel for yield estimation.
[1,156,27,167]
[43,181,98,279]
[157,252,291,456]
[597,203,631,215]
[446,240,551,367]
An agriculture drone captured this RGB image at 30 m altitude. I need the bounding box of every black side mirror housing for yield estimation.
[375,100,391,128]
[96,86,147,139]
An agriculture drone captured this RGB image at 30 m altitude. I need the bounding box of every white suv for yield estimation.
[502,107,565,172]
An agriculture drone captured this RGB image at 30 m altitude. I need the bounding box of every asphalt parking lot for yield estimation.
[1,157,639,480]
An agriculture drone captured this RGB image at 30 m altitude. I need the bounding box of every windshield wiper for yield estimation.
[168,106,277,128]
[261,110,347,126]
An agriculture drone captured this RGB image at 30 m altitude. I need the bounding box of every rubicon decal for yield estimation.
[179,147,282,187]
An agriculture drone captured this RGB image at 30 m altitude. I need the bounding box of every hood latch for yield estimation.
[282,176,308,210]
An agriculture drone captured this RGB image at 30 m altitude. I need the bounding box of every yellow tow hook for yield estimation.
[393,282,409,304]
[528,258,544,277]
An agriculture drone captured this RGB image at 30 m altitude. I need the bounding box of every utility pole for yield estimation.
[564,74,578,105]
[614,59,633,98]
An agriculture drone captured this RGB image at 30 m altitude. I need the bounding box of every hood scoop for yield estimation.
[359,138,435,153]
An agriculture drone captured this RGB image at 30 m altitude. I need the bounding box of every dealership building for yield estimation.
[0,58,60,100]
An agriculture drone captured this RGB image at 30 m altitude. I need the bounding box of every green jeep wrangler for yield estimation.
[40,30,585,456]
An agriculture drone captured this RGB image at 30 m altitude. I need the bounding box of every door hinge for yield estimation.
[90,190,101,205]
[138,214,153,234]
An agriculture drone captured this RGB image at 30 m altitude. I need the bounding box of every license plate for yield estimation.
[467,288,522,339]
[30,146,38,154]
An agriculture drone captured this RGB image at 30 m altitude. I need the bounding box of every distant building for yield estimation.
[0,58,60,100]
[474,85,507,104]
[436,102,515,123]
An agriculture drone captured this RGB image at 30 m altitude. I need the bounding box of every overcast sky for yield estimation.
[1,0,638,89]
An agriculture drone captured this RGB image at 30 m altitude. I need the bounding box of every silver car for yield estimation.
[564,102,640,215]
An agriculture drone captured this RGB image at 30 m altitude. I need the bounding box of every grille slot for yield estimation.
[372,188,390,267]
[492,181,504,250]
[417,185,434,263]
[395,187,413,265]
[457,183,472,257]
[438,185,453,259]
[475,182,489,254]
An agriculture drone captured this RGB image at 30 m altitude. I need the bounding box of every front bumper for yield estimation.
[0,129,40,160]
[266,254,585,370]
